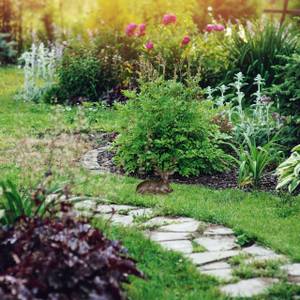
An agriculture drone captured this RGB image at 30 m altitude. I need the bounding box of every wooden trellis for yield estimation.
[264,0,300,24]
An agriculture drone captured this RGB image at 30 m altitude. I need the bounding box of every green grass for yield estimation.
[1,66,300,299]
[93,219,222,300]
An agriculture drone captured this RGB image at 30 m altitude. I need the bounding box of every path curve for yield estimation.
[80,147,300,298]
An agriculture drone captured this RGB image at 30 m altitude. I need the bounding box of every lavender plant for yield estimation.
[17,43,63,102]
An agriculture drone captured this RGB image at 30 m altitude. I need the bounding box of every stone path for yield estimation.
[79,148,300,298]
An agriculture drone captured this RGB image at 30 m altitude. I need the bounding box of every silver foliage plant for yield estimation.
[17,43,64,102]
[206,72,284,145]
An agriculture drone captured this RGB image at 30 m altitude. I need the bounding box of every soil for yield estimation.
[94,132,278,193]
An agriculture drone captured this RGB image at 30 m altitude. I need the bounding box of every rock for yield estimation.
[158,240,193,254]
[220,278,279,298]
[144,217,188,228]
[281,264,300,277]
[96,204,137,214]
[74,200,97,210]
[203,225,234,236]
[245,254,287,264]
[108,214,134,226]
[158,220,202,233]
[243,244,278,257]
[128,208,153,217]
[148,231,192,242]
[201,268,233,281]
[194,236,238,252]
[200,261,231,271]
[187,250,240,266]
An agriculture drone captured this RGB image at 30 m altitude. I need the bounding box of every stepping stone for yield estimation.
[109,214,134,226]
[96,204,137,214]
[128,208,153,217]
[158,240,193,254]
[220,278,279,298]
[194,236,238,251]
[243,244,278,257]
[203,225,234,236]
[187,250,240,266]
[74,200,97,210]
[281,264,300,286]
[281,264,300,277]
[199,261,233,281]
[201,268,233,281]
[148,231,191,242]
[144,216,191,228]
[200,261,231,271]
[158,220,202,233]
[245,254,287,264]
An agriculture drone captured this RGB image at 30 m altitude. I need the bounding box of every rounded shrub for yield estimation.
[114,79,232,177]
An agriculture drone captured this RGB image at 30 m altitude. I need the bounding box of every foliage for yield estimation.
[114,79,232,177]
[0,214,143,299]
[276,145,300,194]
[0,179,65,225]
[232,135,280,188]
[225,21,299,97]
[45,45,128,104]
[208,72,284,146]
[270,51,300,146]
[0,33,16,64]
[18,43,62,102]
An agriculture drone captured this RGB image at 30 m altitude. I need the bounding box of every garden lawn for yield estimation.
[1,67,300,299]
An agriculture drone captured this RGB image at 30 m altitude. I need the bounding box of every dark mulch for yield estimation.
[94,132,278,192]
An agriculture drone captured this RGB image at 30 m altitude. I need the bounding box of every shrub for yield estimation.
[136,15,229,86]
[114,79,232,177]
[276,145,300,194]
[0,33,16,64]
[50,49,105,104]
[270,51,300,146]
[224,21,298,97]
[0,215,143,299]
[45,43,129,105]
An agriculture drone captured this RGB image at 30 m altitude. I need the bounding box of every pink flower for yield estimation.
[145,41,154,50]
[136,23,146,36]
[181,35,191,46]
[206,24,215,32]
[215,24,225,31]
[125,23,138,36]
[206,24,225,33]
[162,14,177,25]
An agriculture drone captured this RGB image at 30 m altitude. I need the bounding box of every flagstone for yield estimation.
[194,236,238,251]
[220,278,279,298]
[158,240,193,254]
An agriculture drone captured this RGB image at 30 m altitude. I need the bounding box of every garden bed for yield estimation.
[95,132,278,192]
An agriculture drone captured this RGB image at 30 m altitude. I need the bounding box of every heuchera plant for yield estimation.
[0,214,143,299]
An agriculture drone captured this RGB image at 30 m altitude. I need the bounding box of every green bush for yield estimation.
[0,33,16,65]
[270,51,300,146]
[114,79,232,177]
[44,47,122,104]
